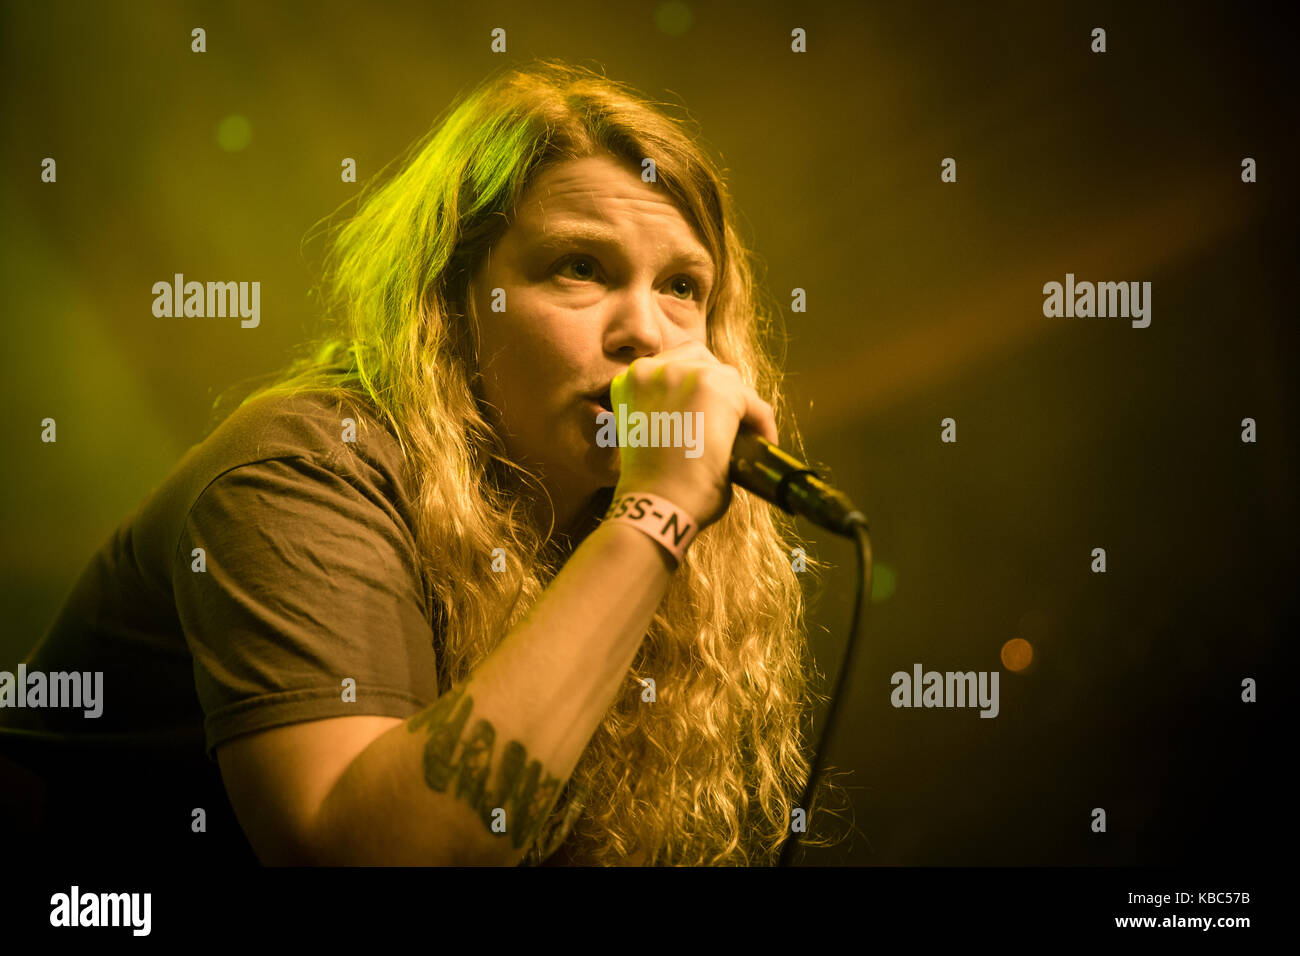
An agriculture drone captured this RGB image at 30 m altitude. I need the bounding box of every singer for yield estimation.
[3,59,846,866]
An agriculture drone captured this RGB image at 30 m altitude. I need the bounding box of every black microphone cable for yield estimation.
[778,514,873,867]
[727,432,874,867]
[733,429,873,863]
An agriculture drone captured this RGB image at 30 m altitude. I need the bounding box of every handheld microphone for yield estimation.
[729,426,868,538]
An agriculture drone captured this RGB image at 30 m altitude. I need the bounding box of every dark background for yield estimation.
[1,0,1293,865]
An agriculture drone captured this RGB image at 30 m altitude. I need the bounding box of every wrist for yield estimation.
[612,479,708,529]
[603,489,700,565]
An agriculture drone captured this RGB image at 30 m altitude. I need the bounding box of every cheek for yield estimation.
[508,311,586,391]
[479,340,556,435]
[479,289,589,417]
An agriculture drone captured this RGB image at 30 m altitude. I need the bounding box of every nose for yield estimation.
[602,287,670,359]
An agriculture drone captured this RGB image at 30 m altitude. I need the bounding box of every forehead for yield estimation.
[507,156,713,270]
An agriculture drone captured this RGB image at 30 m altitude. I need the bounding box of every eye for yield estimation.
[666,276,700,300]
[554,255,703,301]
[555,255,600,282]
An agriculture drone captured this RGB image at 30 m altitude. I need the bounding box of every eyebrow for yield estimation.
[532,223,715,281]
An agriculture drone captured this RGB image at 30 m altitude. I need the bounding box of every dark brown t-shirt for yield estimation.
[3,385,440,863]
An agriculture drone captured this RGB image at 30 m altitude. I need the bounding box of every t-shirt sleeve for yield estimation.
[174,455,439,761]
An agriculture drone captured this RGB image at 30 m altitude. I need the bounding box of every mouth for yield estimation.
[583,385,620,458]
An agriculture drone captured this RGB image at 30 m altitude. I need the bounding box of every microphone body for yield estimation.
[729,427,867,538]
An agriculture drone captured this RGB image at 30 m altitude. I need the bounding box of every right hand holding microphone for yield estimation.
[609,340,778,531]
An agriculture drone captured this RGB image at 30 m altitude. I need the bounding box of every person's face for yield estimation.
[468,153,716,511]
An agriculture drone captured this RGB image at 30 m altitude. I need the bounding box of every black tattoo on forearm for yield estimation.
[408,687,565,849]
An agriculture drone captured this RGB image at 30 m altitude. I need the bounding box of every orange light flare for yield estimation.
[1001,637,1033,672]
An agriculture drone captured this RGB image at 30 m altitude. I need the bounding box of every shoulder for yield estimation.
[194,384,416,506]
[189,385,423,537]
[128,383,420,585]
[216,387,404,475]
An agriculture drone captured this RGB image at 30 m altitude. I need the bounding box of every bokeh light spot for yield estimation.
[655,1,693,36]
[1001,637,1033,672]
[217,115,253,152]
[870,562,896,603]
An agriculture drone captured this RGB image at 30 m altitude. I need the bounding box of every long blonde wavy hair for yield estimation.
[220,58,849,865]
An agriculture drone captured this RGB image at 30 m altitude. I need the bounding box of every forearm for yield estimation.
[310,518,675,865]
